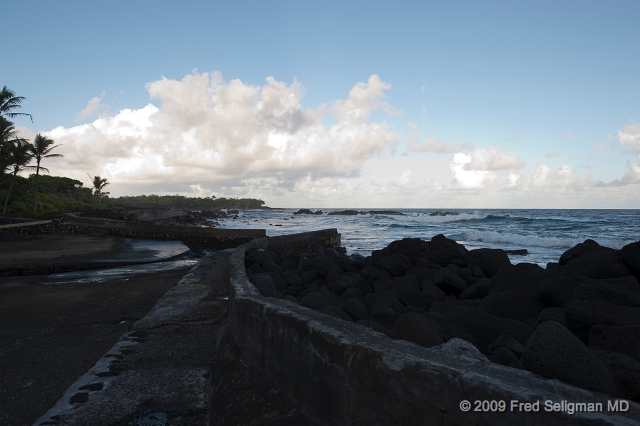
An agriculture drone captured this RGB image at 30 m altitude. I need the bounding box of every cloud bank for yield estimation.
[36,72,640,207]
[47,72,400,195]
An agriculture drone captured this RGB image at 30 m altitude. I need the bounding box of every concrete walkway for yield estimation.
[0,268,189,426]
[33,251,318,426]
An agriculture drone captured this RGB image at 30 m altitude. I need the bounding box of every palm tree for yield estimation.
[1,117,27,176]
[3,140,36,214]
[0,86,32,122]
[88,174,110,208]
[30,134,63,211]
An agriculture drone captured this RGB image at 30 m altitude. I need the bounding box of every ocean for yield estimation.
[212,209,640,267]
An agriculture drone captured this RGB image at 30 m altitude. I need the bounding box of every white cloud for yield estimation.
[462,146,525,171]
[45,72,401,194]
[530,162,592,188]
[77,91,107,120]
[15,126,36,142]
[544,151,560,158]
[596,162,640,187]
[450,152,494,189]
[331,74,402,124]
[619,123,640,153]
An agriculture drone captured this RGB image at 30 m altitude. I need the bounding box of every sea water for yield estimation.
[213,209,640,266]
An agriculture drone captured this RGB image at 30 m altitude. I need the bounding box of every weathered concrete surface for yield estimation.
[33,254,226,425]
[0,234,190,275]
[209,323,319,426]
[34,250,318,426]
[0,268,188,426]
[230,236,640,426]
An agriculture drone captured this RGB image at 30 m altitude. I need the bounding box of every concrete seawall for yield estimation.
[229,231,639,426]
[0,214,266,250]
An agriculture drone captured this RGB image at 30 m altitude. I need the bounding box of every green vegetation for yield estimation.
[110,194,265,209]
[0,174,95,216]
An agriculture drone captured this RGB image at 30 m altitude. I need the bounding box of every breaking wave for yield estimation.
[462,229,633,249]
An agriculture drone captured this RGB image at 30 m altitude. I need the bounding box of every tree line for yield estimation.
[111,194,265,209]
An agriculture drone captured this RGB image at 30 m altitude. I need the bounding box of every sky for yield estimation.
[3,0,640,208]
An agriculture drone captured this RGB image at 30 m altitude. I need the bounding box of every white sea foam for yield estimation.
[463,229,633,249]
[395,212,490,224]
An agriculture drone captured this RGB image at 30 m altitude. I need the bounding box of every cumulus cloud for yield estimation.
[619,123,640,153]
[462,146,525,171]
[331,75,402,124]
[45,72,401,194]
[596,162,640,187]
[450,152,494,188]
[77,91,107,120]
[444,145,526,189]
[530,162,592,188]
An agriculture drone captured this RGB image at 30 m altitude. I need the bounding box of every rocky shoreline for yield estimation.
[245,235,640,402]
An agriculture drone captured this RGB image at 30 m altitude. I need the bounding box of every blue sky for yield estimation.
[3,1,640,207]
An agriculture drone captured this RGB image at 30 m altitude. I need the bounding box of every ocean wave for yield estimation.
[396,212,493,224]
[462,230,634,249]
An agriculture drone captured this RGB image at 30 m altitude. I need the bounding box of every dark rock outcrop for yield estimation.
[560,250,632,279]
[537,307,568,328]
[433,268,468,296]
[564,300,640,342]
[559,239,615,266]
[539,275,640,307]
[371,235,467,267]
[367,210,404,215]
[293,209,323,215]
[391,313,444,348]
[300,292,329,311]
[466,248,511,278]
[487,334,524,358]
[489,347,523,369]
[442,306,533,354]
[282,271,303,287]
[619,241,640,280]
[479,291,547,324]
[429,211,458,216]
[491,263,551,294]
[589,325,640,363]
[378,254,413,276]
[253,274,279,298]
[520,321,616,395]
[342,298,369,321]
[593,350,640,401]
[327,210,363,215]
[459,279,490,300]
